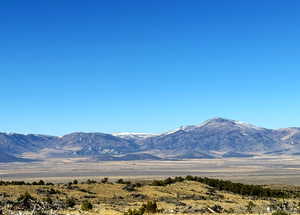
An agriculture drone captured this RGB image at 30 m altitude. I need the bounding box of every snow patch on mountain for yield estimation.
[112,132,157,140]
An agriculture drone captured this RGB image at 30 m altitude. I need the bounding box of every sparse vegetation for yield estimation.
[0,176,299,215]
[246,201,256,213]
[272,210,289,215]
[81,200,93,211]
[124,201,159,215]
[101,177,109,183]
[150,176,295,198]
[65,197,76,208]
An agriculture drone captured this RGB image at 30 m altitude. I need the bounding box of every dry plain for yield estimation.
[1,155,300,185]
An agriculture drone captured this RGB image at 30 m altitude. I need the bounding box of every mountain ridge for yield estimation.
[1,118,300,162]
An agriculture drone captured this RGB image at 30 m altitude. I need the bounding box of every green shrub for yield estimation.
[43,196,53,204]
[135,182,142,187]
[101,177,109,183]
[117,178,125,184]
[124,201,158,215]
[38,180,45,185]
[65,197,76,208]
[17,192,35,202]
[124,208,144,215]
[16,192,36,209]
[150,180,164,186]
[246,201,256,212]
[81,200,93,211]
[272,210,289,215]
[142,200,158,213]
[46,182,54,186]
[86,179,97,184]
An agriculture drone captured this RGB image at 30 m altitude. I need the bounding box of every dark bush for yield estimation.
[246,201,256,212]
[142,200,158,213]
[101,178,109,183]
[43,196,53,204]
[15,192,36,210]
[38,180,45,185]
[17,192,35,202]
[272,210,289,215]
[46,182,54,186]
[123,184,136,192]
[124,208,144,215]
[81,200,93,211]
[65,197,76,208]
[135,182,142,187]
[124,201,159,215]
[117,179,125,184]
[86,179,97,184]
[150,180,165,186]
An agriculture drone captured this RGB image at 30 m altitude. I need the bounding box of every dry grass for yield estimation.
[1,179,299,215]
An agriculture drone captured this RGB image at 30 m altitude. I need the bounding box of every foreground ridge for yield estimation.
[0,176,298,215]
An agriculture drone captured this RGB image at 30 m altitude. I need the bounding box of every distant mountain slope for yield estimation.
[140,118,282,155]
[1,118,300,162]
[0,133,57,154]
[56,132,140,156]
[222,151,254,158]
[277,128,300,145]
[92,153,162,161]
[172,152,215,159]
[0,151,35,162]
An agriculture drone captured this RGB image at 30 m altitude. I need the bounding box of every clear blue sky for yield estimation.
[1,0,300,135]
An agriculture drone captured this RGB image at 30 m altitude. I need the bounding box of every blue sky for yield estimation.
[1,0,300,135]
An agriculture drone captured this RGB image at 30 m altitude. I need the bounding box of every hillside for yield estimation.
[0,176,299,215]
[1,118,300,162]
[0,152,33,163]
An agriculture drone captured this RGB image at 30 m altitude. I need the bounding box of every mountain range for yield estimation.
[1,118,300,162]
